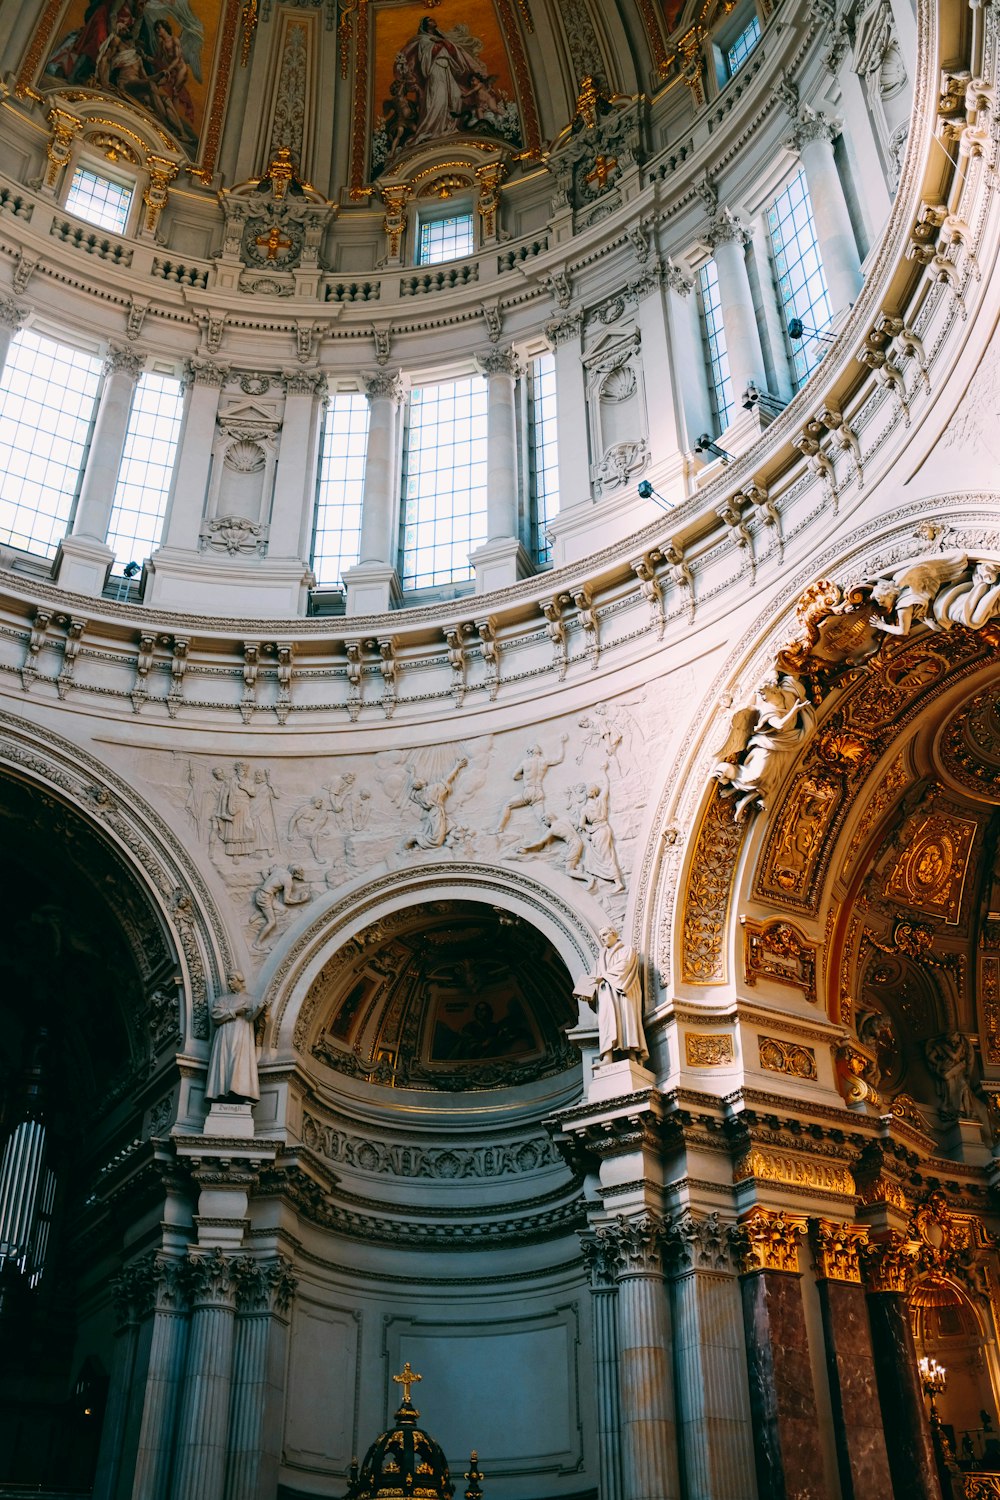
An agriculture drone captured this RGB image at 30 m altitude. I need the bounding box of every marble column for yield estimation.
[666,1212,756,1500]
[269,371,326,563]
[733,1209,826,1500]
[343,368,403,614]
[170,1250,238,1500]
[663,263,714,458]
[608,1214,681,1500]
[705,209,766,407]
[157,359,229,554]
[581,1231,624,1500]
[225,1257,297,1500]
[810,1222,893,1500]
[92,1259,154,1500]
[0,292,27,380]
[787,112,863,316]
[472,345,530,592]
[56,343,144,595]
[862,1234,938,1500]
[130,1258,190,1500]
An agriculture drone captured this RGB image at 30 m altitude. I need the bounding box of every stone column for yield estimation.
[547,310,590,512]
[343,369,403,615]
[581,1231,624,1500]
[607,1214,681,1500]
[663,264,714,461]
[665,1211,756,1500]
[809,1222,893,1500]
[732,1208,826,1500]
[56,343,145,595]
[269,371,326,563]
[471,345,530,593]
[633,273,685,494]
[862,1233,938,1500]
[157,359,229,554]
[0,292,28,379]
[787,112,863,317]
[92,1260,155,1500]
[705,210,767,410]
[225,1257,297,1500]
[131,1258,191,1500]
[170,1250,238,1500]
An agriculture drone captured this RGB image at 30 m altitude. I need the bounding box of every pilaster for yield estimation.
[344,368,404,614]
[169,1250,239,1500]
[580,1230,624,1500]
[225,1256,297,1500]
[861,1234,938,1500]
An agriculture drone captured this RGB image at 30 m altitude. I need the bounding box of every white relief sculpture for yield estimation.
[254,864,311,945]
[573,927,649,1065]
[288,796,331,863]
[494,736,567,833]
[578,771,625,891]
[868,552,1000,634]
[253,769,280,856]
[402,757,467,850]
[712,675,817,818]
[515,811,590,884]
[212,761,259,857]
[205,972,267,1103]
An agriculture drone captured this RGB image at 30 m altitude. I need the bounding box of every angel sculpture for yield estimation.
[712,674,816,817]
[867,552,970,635]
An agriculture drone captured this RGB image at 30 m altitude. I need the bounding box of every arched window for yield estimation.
[0,330,102,559]
[106,371,184,572]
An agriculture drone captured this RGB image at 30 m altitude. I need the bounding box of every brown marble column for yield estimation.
[810,1221,893,1500]
[733,1208,826,1500]
[861,1233,938,1500]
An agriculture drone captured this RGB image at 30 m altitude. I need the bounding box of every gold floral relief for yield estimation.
[810,1219,868,1283]
[884,812,978,923]
[758,1034,817,1079]
[681,789,747,985]
[685,1031,735,1067]
[742,916,817,1004]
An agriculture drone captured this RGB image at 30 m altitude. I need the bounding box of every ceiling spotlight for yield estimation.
[694,434,733,463]
[637,479,675,510]
[123,560,141,579]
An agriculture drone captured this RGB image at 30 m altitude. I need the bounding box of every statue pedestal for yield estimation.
[939,1117,989,1165]
[203,1101,255,1139]
[588,1057,656,1104]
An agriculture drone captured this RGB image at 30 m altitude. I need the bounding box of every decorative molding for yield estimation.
[809,1219,867,1283]
[758,1035,817,1080]
[685,1032,734,1067]
[731,1208,808,1275]
[742,917,818,1005]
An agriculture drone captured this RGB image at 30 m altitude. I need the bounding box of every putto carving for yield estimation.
[573,925,648,1065]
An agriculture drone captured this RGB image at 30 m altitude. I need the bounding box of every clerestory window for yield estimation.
[528,350,559,567]
[400,376,487,590]
[64,165,133,235]
[767,169,833,388]
[106,371,184,573]
[312,391,371,589]
[697,261,735,430]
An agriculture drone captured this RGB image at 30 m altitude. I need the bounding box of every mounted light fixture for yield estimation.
[694,433,734,463]
[637,479,675,510]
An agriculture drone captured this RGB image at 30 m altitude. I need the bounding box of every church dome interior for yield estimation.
[1,0,1000,1497]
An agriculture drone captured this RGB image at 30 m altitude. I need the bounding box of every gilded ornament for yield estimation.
[861,1232,919,1294]
[884,812,977,923]
[742,917,817,1004]
[685,1032,734,1067]
[982,954,1000,1066]
[681,789,746,984]
[810,1219,868,1283]
[731,1208,808,1275]
[768,772,840,896]
[758,1035,817,1080]
[733,1149,854,1196]
[834,1041,880,1110]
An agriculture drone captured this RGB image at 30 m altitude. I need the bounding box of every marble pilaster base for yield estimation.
[740,1269,826,1500]
[817,1279,893,1500]
[673,1269,756,1499]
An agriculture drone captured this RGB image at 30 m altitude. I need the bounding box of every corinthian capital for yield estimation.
[785,106,842,151]
[604,1212,669,1276]
[475,345,522,380]
[363,368,404,404]
[104,342,146,382]
[0,292,29,333]
[705,207,752,250]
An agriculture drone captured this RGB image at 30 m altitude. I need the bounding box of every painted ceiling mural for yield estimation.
[371,0,523,175]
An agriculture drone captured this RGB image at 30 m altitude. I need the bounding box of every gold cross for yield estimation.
[255,224,293,261]
[392,1362,422,1403]
[585,154,618,191]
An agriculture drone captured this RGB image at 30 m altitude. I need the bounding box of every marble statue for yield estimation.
[712,673,817,817]
[494,736,567,833]
[574,926,649,1065]
[254,864,311,943]
[205,972,266,1103]
[924,1031,976,1120]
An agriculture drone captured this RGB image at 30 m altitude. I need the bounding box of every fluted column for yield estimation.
[170,1250,238,1500]
[861,1234,937,1500]
[665,1211,756,1500]
[472,345,530,592]
[93,1260,155,1500]
[787,111,863,316]
[343,368,403,614]
[269,371,326,562]
[0,292,28,379]
[157,358,229,553]
[607,1214,680,1500]
[131,1257,190,1500]
[581,1231,624,1500]
[732,1209,825,1500]
[705,210,766,408]
[810,1222,892,1500]
[225,1257,297,1500]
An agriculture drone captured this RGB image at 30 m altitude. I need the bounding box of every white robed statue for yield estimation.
[205,972,266,1103]
[574,926,649,1065]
